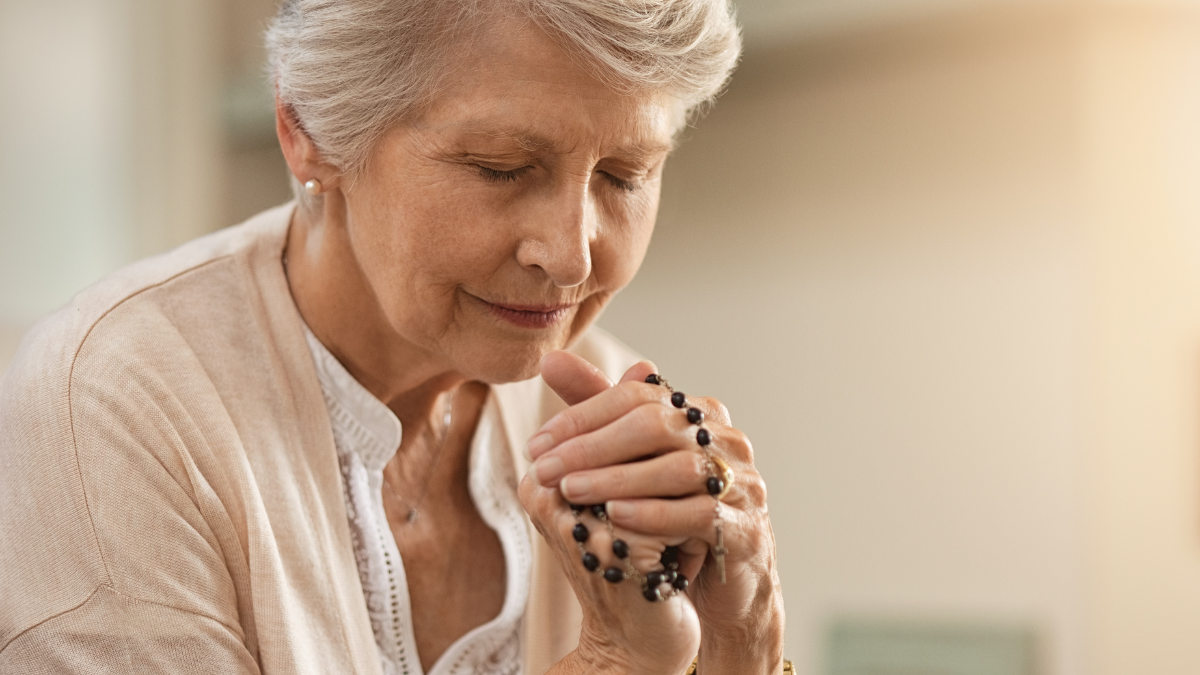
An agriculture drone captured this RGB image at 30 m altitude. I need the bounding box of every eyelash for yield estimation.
[602,173,638,193]
[477,165,639,193]
[478,166,530,183]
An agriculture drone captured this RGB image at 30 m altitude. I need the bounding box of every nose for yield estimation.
[515,178,595,288]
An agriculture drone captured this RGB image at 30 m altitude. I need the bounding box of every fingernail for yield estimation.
[560,475,592,500]
[534,456,565,484]
[607,500,634,520]
[528,432,555,458]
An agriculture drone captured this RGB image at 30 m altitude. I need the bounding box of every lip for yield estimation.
[474,296,577,329]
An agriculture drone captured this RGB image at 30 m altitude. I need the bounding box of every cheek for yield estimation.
[346,173,514,334]
[594,187,659,287]
[359,169,512,273]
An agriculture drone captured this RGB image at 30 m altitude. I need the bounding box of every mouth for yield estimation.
[472,295,577,329]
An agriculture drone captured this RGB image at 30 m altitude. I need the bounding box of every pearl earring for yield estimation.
[304,179,323,196]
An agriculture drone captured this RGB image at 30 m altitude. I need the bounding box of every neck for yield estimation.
[285,199,468,431]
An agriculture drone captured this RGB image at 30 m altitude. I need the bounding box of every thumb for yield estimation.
[617,360,659,386]
[540,351,613,406]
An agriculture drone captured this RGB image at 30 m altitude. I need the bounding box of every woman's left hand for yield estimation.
[529,351,786,674]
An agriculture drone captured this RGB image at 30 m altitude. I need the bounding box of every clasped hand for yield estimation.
[519,352,785,674]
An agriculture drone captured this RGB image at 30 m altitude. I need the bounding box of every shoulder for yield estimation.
[1,203,293,418]
[0,204,294,646]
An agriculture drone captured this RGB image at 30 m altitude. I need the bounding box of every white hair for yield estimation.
[266,0,742,200]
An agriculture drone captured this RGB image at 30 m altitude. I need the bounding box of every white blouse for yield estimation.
[303,326,532,675]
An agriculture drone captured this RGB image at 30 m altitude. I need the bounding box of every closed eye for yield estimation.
[478,165,532,183]
[599,171,638,193]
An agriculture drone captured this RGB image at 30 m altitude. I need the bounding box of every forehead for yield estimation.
[413,14,680,154]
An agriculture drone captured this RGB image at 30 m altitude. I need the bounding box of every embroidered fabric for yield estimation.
[303,326,531,675]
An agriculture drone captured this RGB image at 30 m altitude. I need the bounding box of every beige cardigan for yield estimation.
[0,204,639,674]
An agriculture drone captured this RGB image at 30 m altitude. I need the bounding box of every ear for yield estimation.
[275,94,341,191]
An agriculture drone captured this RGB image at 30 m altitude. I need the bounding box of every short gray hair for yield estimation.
[266,0,741,195]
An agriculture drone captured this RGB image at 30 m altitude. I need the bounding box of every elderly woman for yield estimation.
[0,1,785,673]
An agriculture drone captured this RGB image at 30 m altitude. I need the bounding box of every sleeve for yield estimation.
[0,587,260,674]
[0,311,261,674]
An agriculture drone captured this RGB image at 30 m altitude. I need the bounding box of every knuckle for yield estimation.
[617,380,654,407]
[565,435,594,467]
[717,403,732,423]
[604,465,629,494]
[635,380,668,403]
[695,396,731,424]
[557,409,585,439]
[557,517,577,542]
[615,379,641,396]
[742,474,768,505]
[724,429,754,462]
[743,526,772,556]
[629,404,671,446]
[641,402,672,431]
[685,451,709,483]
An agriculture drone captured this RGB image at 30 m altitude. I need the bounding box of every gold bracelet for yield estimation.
[685,658,794,674]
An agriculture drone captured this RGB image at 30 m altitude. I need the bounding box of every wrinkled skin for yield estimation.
[277,9,783,675]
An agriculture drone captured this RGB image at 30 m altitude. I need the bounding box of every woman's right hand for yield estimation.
[518,357,701,675]
[519,470,700,674]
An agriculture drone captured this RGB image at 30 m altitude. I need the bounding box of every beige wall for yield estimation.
[598,4,1200,674]
[1075,8,1200,674]
[601,8,1092,672]
[0,0,136,330]
[0,0,224,372]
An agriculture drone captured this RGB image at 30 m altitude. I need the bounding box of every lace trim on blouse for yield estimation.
[303,326,530,675]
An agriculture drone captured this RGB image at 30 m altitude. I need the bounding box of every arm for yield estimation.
[0,588,260,675]
[0,335,260,674]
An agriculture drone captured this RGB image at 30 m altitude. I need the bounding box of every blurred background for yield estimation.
[4,0,1200,673]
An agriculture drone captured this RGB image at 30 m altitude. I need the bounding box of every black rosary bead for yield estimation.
[662,569,678,584]
[687,407,704,425]
[572,523,590,543]
[569,503,585,513]
[707,477,725,496]
[643,586,663,602]
[612,539,629,559]
[603,567,625,584]
[696,428,711,446]
[646,571,664,587]
[582,552,600,572]
[645,374,662,385]
[672,575,689,591]
[590,504,607,519]
[660,546,680,566]
[671,392,687,408]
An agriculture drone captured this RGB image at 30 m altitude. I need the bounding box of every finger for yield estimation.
[540,351,613,407]
[605,496,740,546]
[537,385,731,450]
[564,514,690,576]
[618,360,659,385]
[531,381,671,461]
[558,449,710,503]
[532,402,689,486]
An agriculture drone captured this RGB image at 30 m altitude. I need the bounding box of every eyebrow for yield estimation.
[461,126,675,160]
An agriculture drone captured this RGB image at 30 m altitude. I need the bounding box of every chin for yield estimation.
[450,336,559,384]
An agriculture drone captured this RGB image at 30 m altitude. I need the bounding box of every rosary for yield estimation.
[570,373,733,601]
